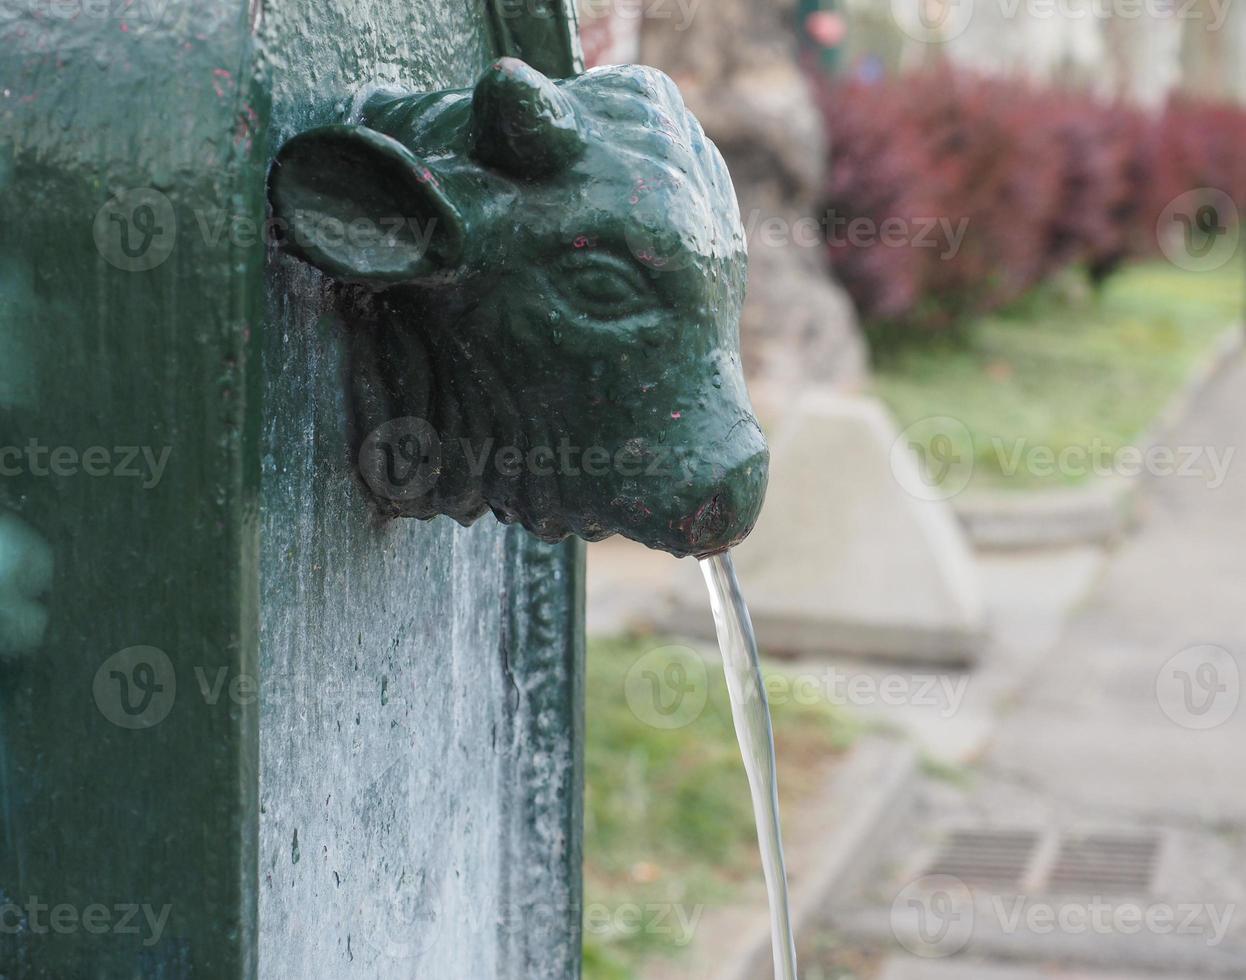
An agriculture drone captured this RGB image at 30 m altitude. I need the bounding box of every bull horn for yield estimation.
[471,57,586,177]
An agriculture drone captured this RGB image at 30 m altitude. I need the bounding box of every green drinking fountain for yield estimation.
[268,57,770,557]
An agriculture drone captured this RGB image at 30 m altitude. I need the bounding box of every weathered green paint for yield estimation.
[268,59,770,558]
[1,0,585,977]
[487,0,584,77]
[0,1,266,973]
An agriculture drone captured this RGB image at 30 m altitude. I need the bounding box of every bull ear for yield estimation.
[269,125,465,283]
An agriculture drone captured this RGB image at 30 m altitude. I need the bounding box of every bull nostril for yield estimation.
[685,491,731,551]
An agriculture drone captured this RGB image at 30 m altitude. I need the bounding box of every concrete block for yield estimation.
[672,391,986,666]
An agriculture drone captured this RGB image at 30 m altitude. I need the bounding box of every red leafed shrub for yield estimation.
[1039,96,1136,283]
[1086,105,1157,284]
[813,68,1246,348]
[819,75,937,325]
[1144,99,1246,252]
[904,71,1064,318]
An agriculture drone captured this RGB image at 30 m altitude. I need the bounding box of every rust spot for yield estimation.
[676,493,733,550]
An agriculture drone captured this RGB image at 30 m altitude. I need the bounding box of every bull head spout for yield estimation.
[268,58,768,558]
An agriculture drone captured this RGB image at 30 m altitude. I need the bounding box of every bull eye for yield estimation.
[553,252,654,321]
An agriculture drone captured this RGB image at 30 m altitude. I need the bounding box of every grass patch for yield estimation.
[874,262,1243,492]
[583,635,858,979]
[918,755,973,788]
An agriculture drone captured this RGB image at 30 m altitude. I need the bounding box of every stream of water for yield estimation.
[700,551,798,980]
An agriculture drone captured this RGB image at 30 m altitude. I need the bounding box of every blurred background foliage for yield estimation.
[817,68,1246,346]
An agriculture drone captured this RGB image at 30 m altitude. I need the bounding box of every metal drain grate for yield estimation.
[923,828,1041,889]
[1046,832,1160,896]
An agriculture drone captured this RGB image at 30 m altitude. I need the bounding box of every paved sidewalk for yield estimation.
[587,353,1246,980]
[987,352,1246,824]
[878,961,1181,980]
[836,353,1246,978]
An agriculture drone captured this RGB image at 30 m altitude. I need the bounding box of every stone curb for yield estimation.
[839,904,1246,979]
[722,736,918,980]
[640,735,917,980]
[954,324,1244,550]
